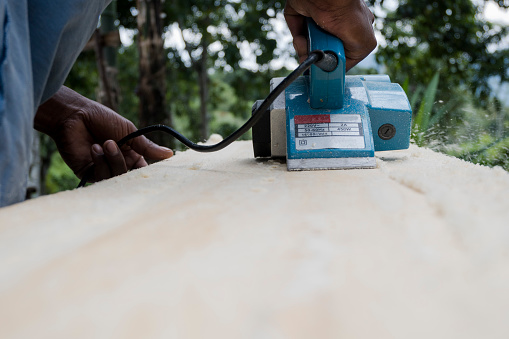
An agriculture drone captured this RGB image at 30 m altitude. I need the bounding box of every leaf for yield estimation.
[414,71,440,133]
[409,86,423,112]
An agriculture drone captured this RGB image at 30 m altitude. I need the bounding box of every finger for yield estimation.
[345,55,372,71]
[122,149,149,169]
[127,135,173,161]
[284,3,309,61]
[91,144,112,181]
[345,3,377,70]
[284,3,307,37]
[293,36,309,62]
[133,155,148,169]
[103,140,128,177]
[363,0,376,25]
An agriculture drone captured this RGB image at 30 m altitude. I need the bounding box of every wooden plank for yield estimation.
[0,141,508,338]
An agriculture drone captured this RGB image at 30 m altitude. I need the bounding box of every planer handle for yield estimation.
[307,19,346,110]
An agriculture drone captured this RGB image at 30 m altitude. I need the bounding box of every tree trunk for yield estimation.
[137,0,173,148]
[38,133,56,197]
[95,1,120,111]
[198,40,209,141]
[26,131,41,199]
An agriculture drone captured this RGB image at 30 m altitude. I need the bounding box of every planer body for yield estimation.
[252,21,412,170]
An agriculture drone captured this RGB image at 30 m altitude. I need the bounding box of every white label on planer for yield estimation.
[295,114,365,150]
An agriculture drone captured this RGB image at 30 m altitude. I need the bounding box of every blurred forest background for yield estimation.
[33,0,509,196]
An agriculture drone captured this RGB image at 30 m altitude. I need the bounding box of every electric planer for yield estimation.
[252,20,412,170]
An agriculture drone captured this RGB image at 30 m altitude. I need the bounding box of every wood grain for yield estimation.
[1,141,508,339]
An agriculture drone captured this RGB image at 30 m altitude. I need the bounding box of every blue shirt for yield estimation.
[0,0,111,206]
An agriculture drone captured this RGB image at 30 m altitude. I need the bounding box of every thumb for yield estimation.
[128,135,174,161]
[284,2,309,62]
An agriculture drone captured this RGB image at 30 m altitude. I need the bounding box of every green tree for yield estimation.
[369,0,508,104]
[95,1,121,111]
[163,0,283,140]
[117,0,285,142]
[136,0,173,147]
[367,0,509,169]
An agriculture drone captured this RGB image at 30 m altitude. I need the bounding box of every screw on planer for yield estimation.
[378,124,397,140]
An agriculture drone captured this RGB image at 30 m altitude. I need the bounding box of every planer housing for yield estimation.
[252,20,412,170]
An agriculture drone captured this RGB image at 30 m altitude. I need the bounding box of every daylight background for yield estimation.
[32,0,509,196]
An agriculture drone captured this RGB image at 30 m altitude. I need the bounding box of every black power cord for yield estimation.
[78,50,328,188]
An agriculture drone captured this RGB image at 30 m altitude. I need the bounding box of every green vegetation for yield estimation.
[409,72,440,147]
[44,152,79,194]
[40,0,509,194]
[370,0,509,170]
[406,72,509,170]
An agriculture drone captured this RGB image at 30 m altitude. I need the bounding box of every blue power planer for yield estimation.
[252,20,412,170]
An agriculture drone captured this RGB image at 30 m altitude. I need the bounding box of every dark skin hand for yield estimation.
[284,0,376,70]
[35,86,173,182]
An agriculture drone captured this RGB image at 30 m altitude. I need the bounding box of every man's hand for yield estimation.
[284,0,376,70]
[35,86,173,182]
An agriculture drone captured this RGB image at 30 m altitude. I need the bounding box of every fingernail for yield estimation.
[92,144,103,155]
[162,147,174,157]
[105,141,119,155]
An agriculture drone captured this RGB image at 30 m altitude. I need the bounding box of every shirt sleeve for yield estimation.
[28,0,112,108]
[0,0,111,206]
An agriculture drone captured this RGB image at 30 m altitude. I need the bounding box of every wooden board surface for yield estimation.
[1,141,508,339]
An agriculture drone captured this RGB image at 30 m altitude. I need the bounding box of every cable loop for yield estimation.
[78,52,323,188]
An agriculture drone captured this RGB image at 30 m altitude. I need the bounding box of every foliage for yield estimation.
[118,0,287,140]
[117,43,141,125]
[164,0,283,68]
[442,98,509,170]
[167,66,292,149]
[367,0,509,170]
[44,152,79,194]
[370,0,509,105]
[407,73,509,170]
[409,72,440,146]
[63,51,99,100]
[447,133,509,171]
